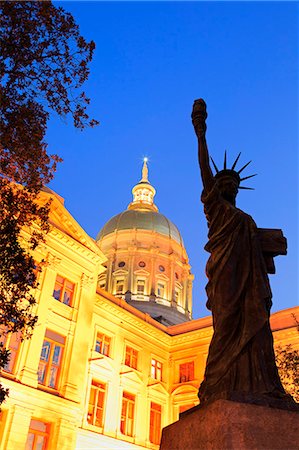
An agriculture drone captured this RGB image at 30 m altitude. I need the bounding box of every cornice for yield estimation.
[48,227,104,266]
[170,328,213,346]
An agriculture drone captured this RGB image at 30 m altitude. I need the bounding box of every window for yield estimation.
[115,279,124,295]
[53,275,75,306]
[136,279,145,294]
[25,419,50,450]
[157,282,165,298]
[38,330,65,389]
[175,288,182,305]
[149,402,162,445]
[0,328,21,373]
[151,358,162,381]
[125,346,138,369]
[87,381,106,428]
[95,333,111,357]
[179,361,194,383]
[99,282,106,290]
[120,392,135,436]
[98,274,106,290]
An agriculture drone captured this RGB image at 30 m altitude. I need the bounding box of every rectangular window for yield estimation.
[53,275,75,306]
[115,279,124,295]
[175,288,183,306]
[179,361,194,383]
[0,328,22,373]
[125,346,138,370]
[95,333,111,357]
[157,283,165,298]
[151,358,162,381]
[87,381,106,428]
[38,330,65,389]
[120,392,135,436]
[149,402,162,445]
[25,419,50,450]
[136,279,145,294]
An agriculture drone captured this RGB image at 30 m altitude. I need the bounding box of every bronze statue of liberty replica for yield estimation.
[160,100,298,450]
[191,99,297,410]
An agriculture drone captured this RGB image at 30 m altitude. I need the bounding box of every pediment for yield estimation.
[119,366,143,384]
[171,384,198,396]
[147,380,168,395]
[155,273,169,282]
[134,268,150,276]
[90,355,114,373]
[112,269,128,276]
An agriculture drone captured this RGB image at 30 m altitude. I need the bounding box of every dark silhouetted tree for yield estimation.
[0,1,98,403]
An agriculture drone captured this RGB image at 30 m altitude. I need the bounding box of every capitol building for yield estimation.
[0,161,298,450]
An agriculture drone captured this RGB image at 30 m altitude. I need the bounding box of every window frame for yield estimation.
[136,278,146,295]
[124,345,138,370]
[95,332,111,357]
[0,328,22,374]
[156,282,165,298]
[149,402,162,445]
[120,392,135,437]
[25,419,50,450]
[38,330,65,390]
[98,274,106,290]
[53,275,75,306]
[151,358,163,381]
[87,380,106,429]
[179,361,195,383]
[115,278,125,295]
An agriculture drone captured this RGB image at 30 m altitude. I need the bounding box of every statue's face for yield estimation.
[216,176,238,204]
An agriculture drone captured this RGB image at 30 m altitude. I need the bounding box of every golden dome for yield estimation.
[96,209,183,245]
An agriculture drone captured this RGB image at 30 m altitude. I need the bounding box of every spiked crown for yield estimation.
[211,151,257,190]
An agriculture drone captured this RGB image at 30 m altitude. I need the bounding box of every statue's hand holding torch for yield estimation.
[192,99,208,138]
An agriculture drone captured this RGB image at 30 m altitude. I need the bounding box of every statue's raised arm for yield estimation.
[191,99,214,192]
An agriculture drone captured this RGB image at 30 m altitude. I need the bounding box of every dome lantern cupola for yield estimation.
[128,158,158,212]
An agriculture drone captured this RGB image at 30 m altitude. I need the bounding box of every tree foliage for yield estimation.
[0,1,97,403]
[276,344,299,403]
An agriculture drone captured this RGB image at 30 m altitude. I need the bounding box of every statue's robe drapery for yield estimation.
[198,184,287,405]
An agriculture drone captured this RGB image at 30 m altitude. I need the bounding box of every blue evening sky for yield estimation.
[47,2,298,319]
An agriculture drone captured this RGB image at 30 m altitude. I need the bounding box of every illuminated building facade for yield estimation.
[0,163,298,450]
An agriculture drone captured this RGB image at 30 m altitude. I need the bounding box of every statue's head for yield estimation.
[215,170,240,205]
[211,152,256,205]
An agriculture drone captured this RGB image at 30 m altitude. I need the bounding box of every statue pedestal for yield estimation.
[160,399,299,450]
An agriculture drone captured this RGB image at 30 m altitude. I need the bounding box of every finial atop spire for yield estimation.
[141,157,149,182]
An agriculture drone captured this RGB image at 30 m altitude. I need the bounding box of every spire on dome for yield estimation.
[128,158,158,212]
[141,157,149,182]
